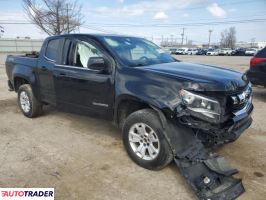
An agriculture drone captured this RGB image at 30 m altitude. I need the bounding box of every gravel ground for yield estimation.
[0,53,266,200]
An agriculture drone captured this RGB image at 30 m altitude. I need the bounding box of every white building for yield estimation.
[257,41,266,49]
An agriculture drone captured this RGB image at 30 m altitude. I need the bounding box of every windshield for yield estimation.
[101,36,175,67]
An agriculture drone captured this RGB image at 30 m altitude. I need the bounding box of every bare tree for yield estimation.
[220,27,236,49]
[23,0,84,36]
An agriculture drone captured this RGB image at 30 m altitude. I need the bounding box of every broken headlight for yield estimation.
[180,89,221,122]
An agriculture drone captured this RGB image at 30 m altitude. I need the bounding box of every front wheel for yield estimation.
[122,109,173,170]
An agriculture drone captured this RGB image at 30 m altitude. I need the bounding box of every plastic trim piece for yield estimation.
[164,119,245,200]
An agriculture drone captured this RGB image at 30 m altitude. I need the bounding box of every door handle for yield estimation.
[55,72,67,79]
[41,66,47,71]
[59,73,66,77]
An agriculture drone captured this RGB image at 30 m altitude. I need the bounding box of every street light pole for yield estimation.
[208,30,213,48]
[181,28,185,47]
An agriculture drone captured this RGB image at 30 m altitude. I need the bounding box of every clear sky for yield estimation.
[0,0,266,45]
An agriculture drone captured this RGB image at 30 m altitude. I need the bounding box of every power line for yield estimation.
[90,19,266,27]
[1,10,265,23]
[81,25,120,34]
[1,18,266,27]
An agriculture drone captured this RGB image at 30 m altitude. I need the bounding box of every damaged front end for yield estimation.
[162,83,253,199]
[176,83,253,147]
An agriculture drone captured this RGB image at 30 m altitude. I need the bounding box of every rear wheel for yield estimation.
[122,109,173,170]
[18,84,43,118]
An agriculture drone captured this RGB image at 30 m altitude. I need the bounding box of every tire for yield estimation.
[18,84,42,118]
[122,109,173,170]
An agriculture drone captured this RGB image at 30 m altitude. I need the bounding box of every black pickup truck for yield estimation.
[6,34,253,200]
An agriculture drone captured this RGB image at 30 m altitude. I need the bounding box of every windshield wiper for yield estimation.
[128,63,147,67]
[135,63,146,67]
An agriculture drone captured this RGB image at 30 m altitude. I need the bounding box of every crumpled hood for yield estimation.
[141,61,248,92]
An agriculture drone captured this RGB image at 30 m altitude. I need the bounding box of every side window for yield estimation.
[73,40,103,68]
[45,39,60,61]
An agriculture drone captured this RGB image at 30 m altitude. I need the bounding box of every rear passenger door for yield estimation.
[53,36,115,118]
[38,37,63,105]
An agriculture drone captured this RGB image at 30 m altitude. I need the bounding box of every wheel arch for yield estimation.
[13,76,30,92]
[114,94,170,129]
[11,64,41,100]
[11,64,37,91]
[13,73,41,102]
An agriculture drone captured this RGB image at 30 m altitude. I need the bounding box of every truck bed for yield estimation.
[5,53,39,84]
[6,53,39,67]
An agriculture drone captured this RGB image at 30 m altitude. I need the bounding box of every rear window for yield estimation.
[45,39,60,61]
[255,47,266,58]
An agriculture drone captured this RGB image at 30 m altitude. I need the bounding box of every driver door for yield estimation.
[53,37,114,117]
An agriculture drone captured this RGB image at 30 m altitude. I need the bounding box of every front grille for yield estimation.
[227,85,252,112]
[231,102,246,111]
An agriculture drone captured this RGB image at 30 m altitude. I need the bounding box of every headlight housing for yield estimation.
[180,89,221,122]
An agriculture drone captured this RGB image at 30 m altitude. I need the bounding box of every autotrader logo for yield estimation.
[0,188,54,200]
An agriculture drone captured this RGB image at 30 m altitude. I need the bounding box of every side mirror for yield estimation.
[87,57,108,72]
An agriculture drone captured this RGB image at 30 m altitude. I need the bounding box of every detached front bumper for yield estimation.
[164,120,246,200]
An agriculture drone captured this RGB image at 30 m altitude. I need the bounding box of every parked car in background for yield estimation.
[218,48,233,56]
[176,48,189,55]
[169,48,177,54]
[247,47,266,86]
[232,48,246,56]
[245,48,258,56]
[196,49,207,55]
[187,48,198,55]
[206,49,219,56]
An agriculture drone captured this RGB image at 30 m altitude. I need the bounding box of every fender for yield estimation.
[114,93,177,125]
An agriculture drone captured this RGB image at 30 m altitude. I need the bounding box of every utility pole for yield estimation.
[208,30,213,48]
[181,28,185,47]
[171,34,174,46]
